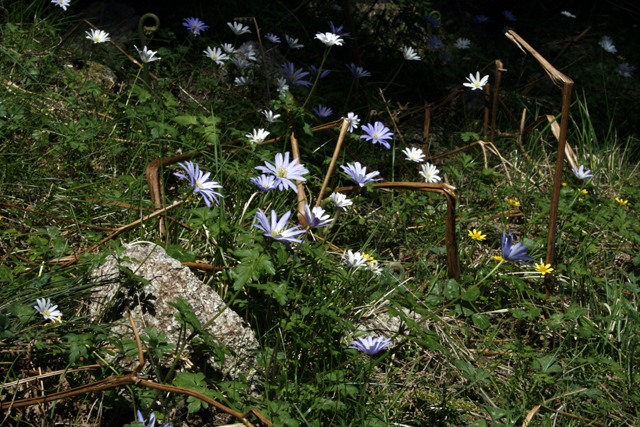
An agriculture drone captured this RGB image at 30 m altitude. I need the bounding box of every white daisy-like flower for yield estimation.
[454,38,471,49]
[402,147,425,163]
[366,259,383,275]
[560,11,576,18]
[285,35,304,49]
[342,250,367,268]
[203,46,229,65]
[419,162,442,183]
[331,192,353,210]
[222,43,236,54]
[246,128,270,144]
[276,77,289,95]
[463,72,489,90]
[232,57,252,69]
[34,298,63,322]
[134,45,161,63]
[599,36,617,54]
[401,46,421,60]
[228,21,251,35]
[235,76,253,86]
[263,110,281,123]
[51,0,70,11]
[315,32,344,46]
[344,112,360,133]
[85,29,110,44]
[304,204,334,228]
[240,45,258,62]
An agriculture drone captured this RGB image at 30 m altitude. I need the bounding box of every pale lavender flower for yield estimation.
[203,47,229,65]
[136,410,172,427]
[232,57,252,69]
[349,335,392,355]
[250,174,278,192]
[617,62,636,78]
[235,76,253,86]
[344,112,360,133]
[309,65,331,79]
[304,204,333,228]
[34,298,63,322]
[253,209,306,245]
[51,0,70,11]
[360,122,394,149]
[255,152,309,193]
[331,192,353,210]
[174,161,223,207]
[183,17,209,36]
[341,162,382,187]
[282,62,312,87]
[265,33,280,43]
[328,21,351,38]
[276,77,289,95]
[474,14,490,23]
[313,104,333,118]
[346,63,371,78]
[285,35,304,49]
[228,21,251,35]
[572,165,593,179]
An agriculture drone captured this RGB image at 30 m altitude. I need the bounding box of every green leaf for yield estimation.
[303,122,313,136]
[471,314,490,330]
[461,286,481,301]
[166,244,196,263]
[444,279,461,299]
[173,115,199,126]
[466,420,487,427]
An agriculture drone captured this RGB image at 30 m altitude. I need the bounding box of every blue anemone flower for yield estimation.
[496,231,534,264]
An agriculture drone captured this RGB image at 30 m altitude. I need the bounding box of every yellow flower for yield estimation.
[44,318,64,326]
[534,262,554,275]
[561,182,567,187]
[617,55,626,61]
[615,198,630,206]
[493,255,504,262]
[506,198,520,207]
[577,188,588,195]
[468,229,487,241]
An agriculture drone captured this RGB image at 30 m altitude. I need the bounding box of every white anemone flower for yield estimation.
[560,11,576,18]
[366,259,383,275]
[221,43,236,54]
[419,162,442,183]
[85,29,110,44]
[227,21,251,35]
[315,32,344,46]
[342,250,367,268]
[134,45,161,63]
[402,147,425,163]
[285,35,304,49]
[235,76,253,86]
[401,46,421,60]
[203,47,229,65]
[276,77,289,95]
[304,204,334,228]
[51,0,70,11]
[599,36,617,54]
[454,38,471,49]
[246,128,270,145]
[463,72,489,90]
[344,112,360,133]
[34,298,63,322]
[331,192,353,210]
[263,110,281,123]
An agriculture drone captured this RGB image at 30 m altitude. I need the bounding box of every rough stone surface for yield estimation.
[89,243,258,380]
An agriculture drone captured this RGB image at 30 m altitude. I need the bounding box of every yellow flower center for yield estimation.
[277,167,288,178]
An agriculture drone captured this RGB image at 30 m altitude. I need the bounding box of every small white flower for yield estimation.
[285,35,304,49]
[228,21,251,35]
[235,76,253,86]
[315,32,344,46]
[463,72,489,90]
[134,45,161,63]
[366,259,383,275]
[34,298,63,322]
[263,110,281,123]
[560,11,576,18]
[330,192,353,210]
[419,162,442,183]
[51,0,70,11]
[246,128,270,144]
[276,77,289,95]
[203,46,229,65]
[402,147,425,163]
[222,43,236,54]
[454,38,471,49]
[85,29,110,44]
[599,36,617,54]
[304,204,334,228]
[344,112,360,133]
[342,250,367,268]
[401,46,421,60]
[240,44,258,62]
[232,57,252,69]
[617,62,636,78]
